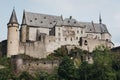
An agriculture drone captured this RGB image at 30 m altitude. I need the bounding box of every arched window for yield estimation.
[38,35,41,41]
[65,38,67,41]
[79,37,82,46]
[71,38,72,41]
[76,37,78,40]
[84,40,88,45]
[106,39,109,42]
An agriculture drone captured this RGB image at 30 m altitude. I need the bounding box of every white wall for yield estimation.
[28,27,50,41]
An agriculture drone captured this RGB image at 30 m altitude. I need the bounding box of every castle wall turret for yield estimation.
[7,9,19,57]
[20,25,27,42]
[20,10,27,42]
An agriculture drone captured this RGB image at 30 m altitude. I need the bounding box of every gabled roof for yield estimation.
[8,9,18,24]
[79,22,109,33]
[22,11,63,28]
[62,17,82,27]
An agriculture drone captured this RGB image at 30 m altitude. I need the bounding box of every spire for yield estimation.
[61,14,63,21]
[22,10,27,25]
[99,13,102,24]
[91,20,94,27]
[99,13,103,33]
[8,9,18,24]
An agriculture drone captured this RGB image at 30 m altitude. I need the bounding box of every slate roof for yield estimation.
[79,22,109,33]
[8,9,18,24]
[62,17,82,27]
[21,11,109,34]
[22,11,62,28]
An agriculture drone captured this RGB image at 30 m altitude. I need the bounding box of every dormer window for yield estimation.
[74,21,76,24]
[30,20,32,22]
[35,18,37,20]
[44,17,46,19]
[68,20,70,23]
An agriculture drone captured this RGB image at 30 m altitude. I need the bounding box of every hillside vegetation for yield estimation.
[0,46,120,80]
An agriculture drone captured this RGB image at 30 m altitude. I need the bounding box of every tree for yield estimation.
[78,62,93,80]
[0,68,16,80]
[92,46,116,80]
[58,56,77,80]
[112,51,120,80]
[54,46,68,58]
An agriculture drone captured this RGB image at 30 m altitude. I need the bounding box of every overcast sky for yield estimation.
[0,0,120,46]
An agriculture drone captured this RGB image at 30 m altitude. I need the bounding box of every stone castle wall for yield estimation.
[81,37,113,52]
[19,41,47,58]
[18,33,113,59]
[12,56,59,74]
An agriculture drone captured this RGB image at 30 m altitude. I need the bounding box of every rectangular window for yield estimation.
[77,30,79,33]
[58,28,60,31]
[71,38,72,41]
[81,30,83,34]
[58,38,61,41]
[76,37,78,40]
[65,38,67,41]
[58,33,61,36]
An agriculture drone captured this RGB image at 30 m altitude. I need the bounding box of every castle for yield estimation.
[7,9,114,58]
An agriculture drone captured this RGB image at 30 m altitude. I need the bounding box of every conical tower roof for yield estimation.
[8,9,18,24]
[22,10,27,25]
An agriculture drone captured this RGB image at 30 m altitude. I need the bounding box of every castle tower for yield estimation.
[7,9,19,57]
[20,10,27,42]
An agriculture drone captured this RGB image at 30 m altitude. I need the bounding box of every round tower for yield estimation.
[7,9,19,57]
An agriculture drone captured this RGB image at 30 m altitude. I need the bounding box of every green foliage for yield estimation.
[54,46,68,57]
[47,46,69,60]
[35,71,58,80]
[78,62,93,80]
[93,45,112,66]
[91,46,116,80]
[69,47,83,56]
[0,46,120,80]
[35,71,48,80]
[116,71,120,80]
[112,52,120,71]
[19,71,34,80]
[0,56,11,67]
[0,68,16,80]
[58,56,77,80]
